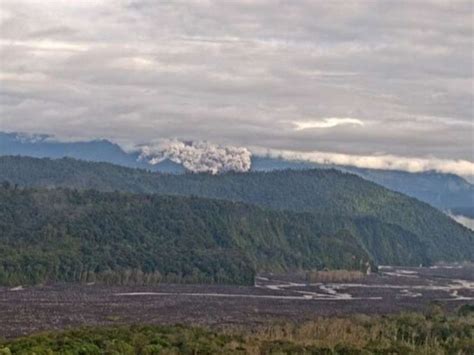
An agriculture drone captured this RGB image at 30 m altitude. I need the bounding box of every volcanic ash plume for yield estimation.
[139,139,252,174]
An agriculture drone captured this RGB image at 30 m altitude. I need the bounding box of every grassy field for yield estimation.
[1,305,473,354]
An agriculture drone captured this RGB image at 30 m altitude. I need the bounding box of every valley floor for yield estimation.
[1,265,473,339]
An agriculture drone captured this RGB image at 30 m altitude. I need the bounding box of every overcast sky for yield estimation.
[0,0,473,176]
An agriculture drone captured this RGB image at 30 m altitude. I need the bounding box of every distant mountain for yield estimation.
[0,131,137,165]
[1,156,472,266]
[0,185,371,286]
[349,168,473,209]
[0,132,184,174]
[1,132,472,214]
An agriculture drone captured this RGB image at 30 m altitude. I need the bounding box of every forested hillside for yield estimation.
[0,185,372,286]
[252,156,474,212]
[1,156,472,265]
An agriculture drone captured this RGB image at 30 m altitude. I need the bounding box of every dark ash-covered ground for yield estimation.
[1,265,473,339]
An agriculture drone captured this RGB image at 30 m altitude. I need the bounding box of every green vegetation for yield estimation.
[0,185,371,286]
[0,156,472,265]
[1,308,473,354]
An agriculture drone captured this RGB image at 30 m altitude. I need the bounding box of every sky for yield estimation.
[0,0,473,176]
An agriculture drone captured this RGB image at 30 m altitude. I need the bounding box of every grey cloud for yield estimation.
[139,139,252,174]
[0,0,472,176]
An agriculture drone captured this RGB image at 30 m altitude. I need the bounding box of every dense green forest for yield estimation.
[1,156,472,265]
[0,185,372,286]
[2,307,473,354]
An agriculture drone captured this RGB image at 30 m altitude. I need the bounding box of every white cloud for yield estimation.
[293,118,364,130]
[0,39,88,52]
[252,147,474,178]
[448,214,474,231]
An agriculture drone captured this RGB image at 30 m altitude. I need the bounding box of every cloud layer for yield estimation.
[448,213,474,231]
[0,1,472,176]
[252,147,474,177]
[293,118,364,130]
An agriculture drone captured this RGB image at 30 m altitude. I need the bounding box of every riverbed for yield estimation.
[1,264,472,338]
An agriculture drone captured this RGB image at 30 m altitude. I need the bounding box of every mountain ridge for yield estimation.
[1,131,472,213]
[1,155,472,266]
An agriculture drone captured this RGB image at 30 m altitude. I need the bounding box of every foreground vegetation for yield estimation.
[1,156,473,265]
[1,306,473,354]
[0,185,371,286]
[306,270,365,283]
